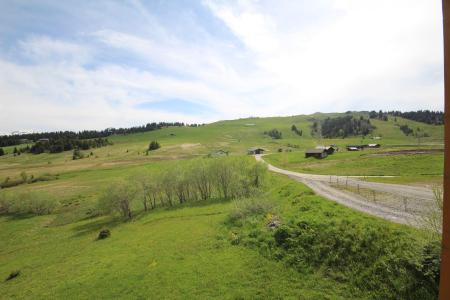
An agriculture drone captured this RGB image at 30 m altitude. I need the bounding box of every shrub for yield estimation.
[72,148,84,160]
[98,182,136,219]
[0,192,57,215]
[5,270,20,281]
[97,229,111,240]
[264,129,282,139]
[0,177,24,189]
[229,197,275,224]
[148,140,160,151]
[272,219,439,299]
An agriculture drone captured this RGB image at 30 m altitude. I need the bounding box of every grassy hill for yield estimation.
[0,112,443,299]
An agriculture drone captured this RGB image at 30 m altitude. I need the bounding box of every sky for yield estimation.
[0,0,444,133]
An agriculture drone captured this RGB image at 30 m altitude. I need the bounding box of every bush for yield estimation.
[148,140,160,151]
[272,220,439,299]
[98,182,136,219]
[5,270,20,281]
[229,197,275,224]
[97,229,111,240]
[72,148,84,160]
[0,192,57,215]
[0,177,25,189]
[264,129,282,139]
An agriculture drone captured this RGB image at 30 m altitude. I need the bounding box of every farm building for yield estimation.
[347,147,360,151]
[367,143,381,148]
[37,138,50,143]
[346,144,366,151]
[305,149,328,159]
[346,144,380,151]
[247,147,265,155]
[315,145,335,154]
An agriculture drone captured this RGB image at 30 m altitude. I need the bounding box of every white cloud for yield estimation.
[19,36,91,64]
[205,0,444,113]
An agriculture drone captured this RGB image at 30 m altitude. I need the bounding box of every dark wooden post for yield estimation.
[440,1,450,298]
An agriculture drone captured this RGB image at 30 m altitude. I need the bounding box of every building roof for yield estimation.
[315,146,334,150]
[305,149,327,154]
[248,147,264,151]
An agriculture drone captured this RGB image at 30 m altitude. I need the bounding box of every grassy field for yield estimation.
[0,172,372,299]
[264,148,443,185]
[0,112,443,298]
[1,171,438,299]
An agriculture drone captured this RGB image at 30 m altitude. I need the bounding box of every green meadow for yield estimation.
[0,112,443,299]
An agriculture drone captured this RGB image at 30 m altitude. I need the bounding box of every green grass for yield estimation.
[264,148,443,185]
[0,112,444,298]
[228,174,439,299]
[2,178,361,299]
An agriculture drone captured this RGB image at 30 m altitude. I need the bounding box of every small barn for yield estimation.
[305,149,328,159]
[346,146,360,151]
[247,147,265,155]
[367,143,381,148]
[346,144,366,151]
[37,138,50,143]
[315,146,335,155]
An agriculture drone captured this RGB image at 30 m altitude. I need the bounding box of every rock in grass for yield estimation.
[5,270,20,281]
[97,229,111,240]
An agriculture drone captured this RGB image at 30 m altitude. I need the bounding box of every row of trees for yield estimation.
[0,122,205,147]
[312,116,374,138]
[388,110,444,125]
[98,157,268,219]
[0,192,57,215]
[369,110,388,121]
[28,138,111,154]
[369,110,444,125]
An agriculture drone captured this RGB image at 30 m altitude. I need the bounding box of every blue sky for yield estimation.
[0,0,444,133]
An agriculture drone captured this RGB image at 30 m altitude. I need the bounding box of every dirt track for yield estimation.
[255,155,435,226]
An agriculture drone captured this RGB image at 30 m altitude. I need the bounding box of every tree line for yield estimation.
[28,137,111,155]
[98,157,268,220]
[369,110,444,125]
[368,110,388,121]
[312,116,374,138]
[0,122,204,147]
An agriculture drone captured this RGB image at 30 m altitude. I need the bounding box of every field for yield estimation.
[264,148,443,185]
[0,112,444,299]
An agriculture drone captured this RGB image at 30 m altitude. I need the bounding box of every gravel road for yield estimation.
[255,155,436,226]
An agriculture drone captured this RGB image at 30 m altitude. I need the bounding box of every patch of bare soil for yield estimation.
[180,143,201,149]
[364,149,443,157]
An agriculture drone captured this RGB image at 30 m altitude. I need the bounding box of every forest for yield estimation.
[312,115,374,138]
[369,110,444,125]
[0,122,203,147]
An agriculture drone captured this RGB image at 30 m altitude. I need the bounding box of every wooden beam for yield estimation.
[440,1,450,299]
